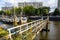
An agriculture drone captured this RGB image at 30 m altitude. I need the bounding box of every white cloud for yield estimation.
[48,0,57,12]
[2,0,34,6]
[48,0,57,6]
[3,0,14,3]
[48,0,55,4]
[2,0,57,7]
[0,0,57,12]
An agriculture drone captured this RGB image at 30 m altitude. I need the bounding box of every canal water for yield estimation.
[0,22,13,29]
[0,21,60,40]
[35,21,60,40]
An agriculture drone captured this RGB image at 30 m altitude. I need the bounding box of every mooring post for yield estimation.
[8,30,13,40]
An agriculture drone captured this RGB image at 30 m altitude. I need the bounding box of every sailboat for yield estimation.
[1,1,20,24]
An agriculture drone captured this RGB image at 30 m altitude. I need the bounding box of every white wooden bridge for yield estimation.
[5,18,49,40]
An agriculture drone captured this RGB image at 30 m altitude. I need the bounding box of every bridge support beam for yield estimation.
[45,21,50,32]
[41,21,50,32]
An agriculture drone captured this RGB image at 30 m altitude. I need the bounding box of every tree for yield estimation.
[34,8,39,15]
[11,7,21,15]
[23,6,35,16]
[43,7,50,12]
[38,8,43,16]
[0,7,21,16]
[15,7,21,14]
[42,7,50,16]
[0,10,5,15]
[42,8,48,16]
[23,6,50,16]
[38,7,50,16]
[5,10,11,15]
[53,8,60,16]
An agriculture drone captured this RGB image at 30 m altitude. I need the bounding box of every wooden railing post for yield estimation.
[19,26,22,40]
[45,18,50,32]
[8,30,13,40]
[7,18,49,40]
[29,23,33,40]
[45,21,49,32]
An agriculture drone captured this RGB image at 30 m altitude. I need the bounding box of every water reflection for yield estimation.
[0,22,13,29]
[39,21,60,40]
[40,32,48,40]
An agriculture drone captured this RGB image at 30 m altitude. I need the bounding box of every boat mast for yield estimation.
[13,0,18,26]
[14,0,15,16]
[5,2,7,17]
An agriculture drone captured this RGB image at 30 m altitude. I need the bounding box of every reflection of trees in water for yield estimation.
[53,21,60,27]
[39,32,49,40]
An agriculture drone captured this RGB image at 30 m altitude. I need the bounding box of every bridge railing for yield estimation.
[7,18,48,40]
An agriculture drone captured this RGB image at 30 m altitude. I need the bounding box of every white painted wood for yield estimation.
[7,18,48,40]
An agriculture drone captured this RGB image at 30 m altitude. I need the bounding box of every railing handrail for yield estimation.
[7,19,47,35]
[7,19,42,31]
[7,19,48,34]
[6,18,48,40]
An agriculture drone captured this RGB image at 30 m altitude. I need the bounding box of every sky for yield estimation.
[0,0,58,12]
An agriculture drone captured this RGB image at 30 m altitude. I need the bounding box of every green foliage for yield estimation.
[34,8,38,15]
[11,7,21,15]
[23,6,35,16]
[38,7,50,16]
[5,10,11,15]
[43,7,50,12]
[0,27,8,38]
[0,10,5,15]
[23,6,50,16]
[38,8,43,16]
[0,7,21,15]
[42,9,48,16]
[53,8,60,16]
[0,6,50,16]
